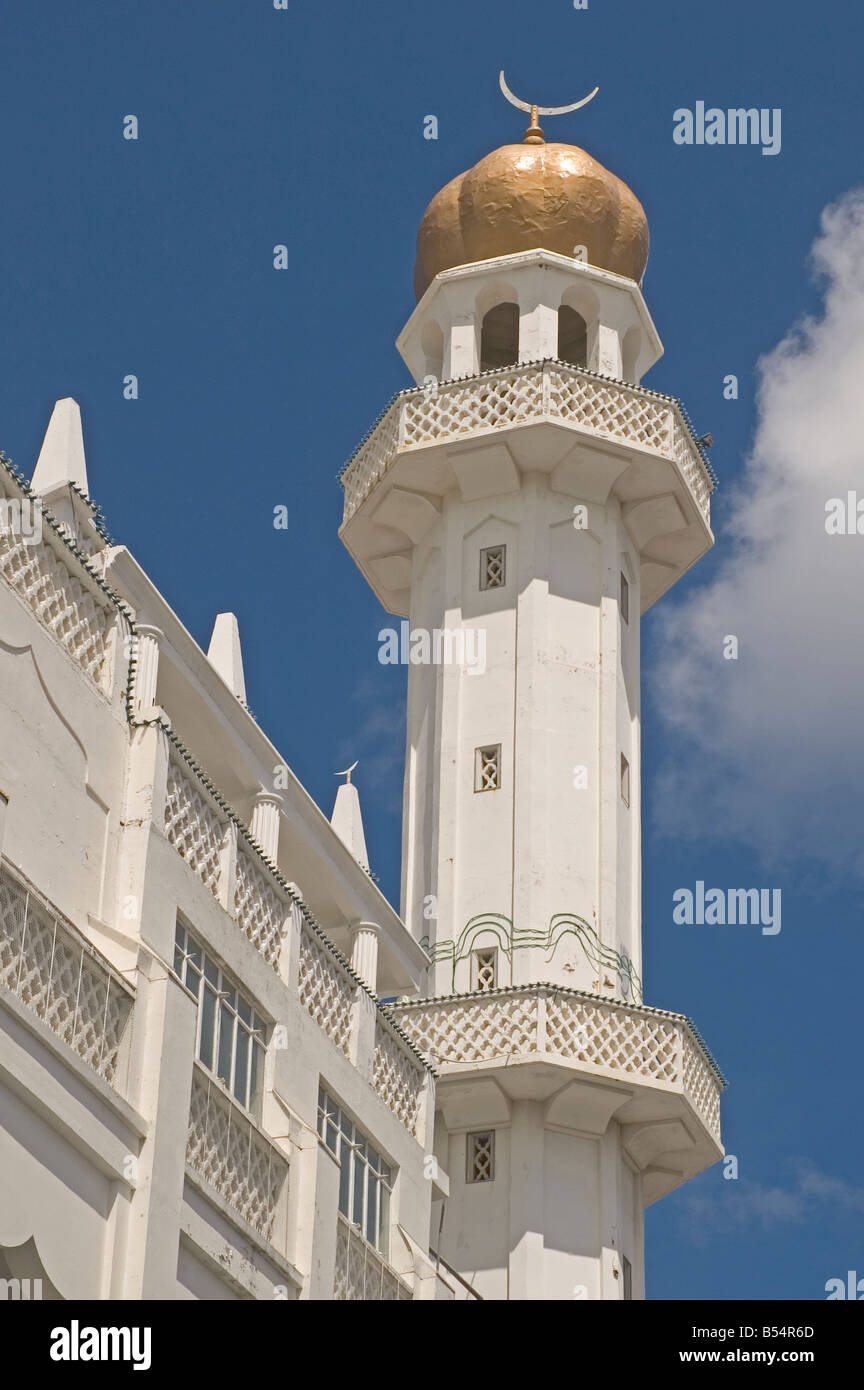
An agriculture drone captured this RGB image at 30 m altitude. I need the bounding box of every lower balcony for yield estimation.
[390,984,725,1203]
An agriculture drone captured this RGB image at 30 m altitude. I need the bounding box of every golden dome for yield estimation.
[413,140,649,300]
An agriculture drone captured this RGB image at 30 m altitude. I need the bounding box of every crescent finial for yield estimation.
[499,71,599,144]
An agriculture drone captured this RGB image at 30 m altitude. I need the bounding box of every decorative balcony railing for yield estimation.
[297,922,355,1057]
[372,1016,426,1136]
[391,984,723,1142]
[0,859,134,1089]
[340,360,717,525]
[186,1063,289,1245]
[333,1213,412,1300]
[164,757,226,899]
[0,473,114,689]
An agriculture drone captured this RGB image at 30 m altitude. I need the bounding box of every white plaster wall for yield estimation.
[402,472,641,997]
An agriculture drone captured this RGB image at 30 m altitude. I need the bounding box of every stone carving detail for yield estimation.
[186,1065,288,1241]
[372,1019,425,1135]
[297,926,354,1056]
[164,760,225,898]
[0,863,133,1087]
[332,1214,412,1301]
[233,849,287,970]
[0,514,111,685]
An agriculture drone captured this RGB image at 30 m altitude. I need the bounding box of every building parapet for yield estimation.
[333,1212,412,1300]
[185,1061,290,1248]
[0,857,134,1090]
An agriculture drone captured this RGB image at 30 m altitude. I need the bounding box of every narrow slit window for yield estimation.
[623,1255,633,1301]
[475,745,501,792]
[620,570,630,624]
[467,1131,495,1184]
[480,545,506,590]
[620,753,630,808]
[471,947,498,992]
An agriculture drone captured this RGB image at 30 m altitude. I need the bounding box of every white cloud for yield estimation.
[678,1159,864,1245]
[650,191,864,876]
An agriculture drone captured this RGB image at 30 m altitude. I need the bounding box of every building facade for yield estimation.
[0,102,724,1302]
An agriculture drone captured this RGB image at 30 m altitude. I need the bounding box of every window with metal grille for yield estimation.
[620,753,630,808]
[475,744,501,792]
[174,920,266,1115]
[480,544,506,590]
[317,1088,393,1254]
[620,570,630,624]
[471,947,498,992]
[623,1254,633,1301]
[467,1131,495,1183]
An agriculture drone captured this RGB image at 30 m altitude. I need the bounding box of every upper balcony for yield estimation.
[339,360,718,614]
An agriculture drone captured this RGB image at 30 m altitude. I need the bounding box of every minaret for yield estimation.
[339,79,724,1301]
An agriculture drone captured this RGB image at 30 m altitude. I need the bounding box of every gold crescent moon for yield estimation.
[498,70,599,117]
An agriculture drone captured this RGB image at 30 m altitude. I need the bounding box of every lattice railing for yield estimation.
[297,925,354,1056]
[186,1063,289,1243]
[341,362,714,525]
[392,986,722,1142]
[233,848,288,970]
[164,759,226,899]
[333,1213,412,1301]
[682,1029,722,1139]
[0,491,112,687]
[372,1018,426,1135]
[0,860,134,1088]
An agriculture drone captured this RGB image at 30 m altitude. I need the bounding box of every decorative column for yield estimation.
[251,790,283,864]
[348,920,380,1079]
[349,920,380,991]
[133,625,163,713]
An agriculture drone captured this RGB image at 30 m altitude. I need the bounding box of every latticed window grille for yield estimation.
[467,1131,495,1184]
[480,544,506,591]
[475,744,501,792]
[174,920,266,1116]
[318,1088,393,1254]
[471,947,498,992]
[620,570,630,624]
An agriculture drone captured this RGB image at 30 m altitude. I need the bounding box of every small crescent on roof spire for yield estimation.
[335,760,359,784]
[498,70,599,145]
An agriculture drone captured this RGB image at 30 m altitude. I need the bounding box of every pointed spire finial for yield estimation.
[330,765,369,870]
[31,397,88,495]
[207,612,247,705]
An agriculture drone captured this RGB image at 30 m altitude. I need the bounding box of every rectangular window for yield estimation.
[620,753,630,808]
[622,1254,633,1301]
[174,920,267,1116]
[471,947,498,992]
[317,1088,393,1255]
[480,545,506,590]
[620,570,630,624]
[467,1131,495,1184]
[474,744,501,792]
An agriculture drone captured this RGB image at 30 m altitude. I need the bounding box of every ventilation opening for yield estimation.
[480,303,519,371]
[558,305,588,367]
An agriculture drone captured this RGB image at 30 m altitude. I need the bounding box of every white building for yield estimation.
[0,100,724,1302]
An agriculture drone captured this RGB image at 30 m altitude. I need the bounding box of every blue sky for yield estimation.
[1,0,862,1300]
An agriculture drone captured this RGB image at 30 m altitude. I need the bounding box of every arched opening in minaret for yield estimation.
[420,320,444,383]
[557,306,588,368]
[480,302,519,371]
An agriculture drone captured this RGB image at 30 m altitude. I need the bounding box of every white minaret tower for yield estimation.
[339,78,724,1301]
